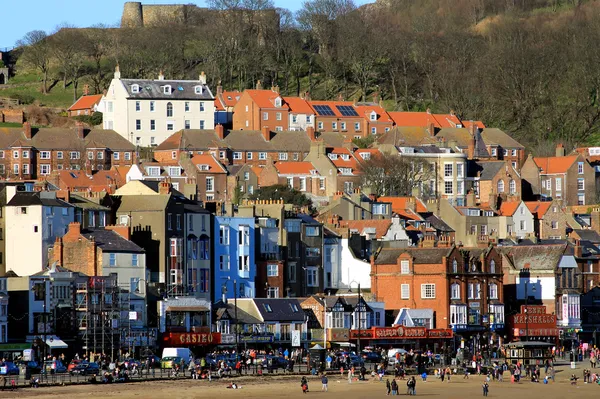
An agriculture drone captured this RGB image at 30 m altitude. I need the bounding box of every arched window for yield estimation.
[452,259,458,274]
[497,180,505,193]
[509,179,516,194]
[451,283,461,299]
[490,260,496,274]
[167,102,173,117]
[188,235,198,260]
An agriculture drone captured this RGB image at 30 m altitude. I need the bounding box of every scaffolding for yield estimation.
[75,274,123,360]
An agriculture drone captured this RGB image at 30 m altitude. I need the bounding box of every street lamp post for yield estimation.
[524,283,537,341]
[222,279,239,360]
[348,281,362,354]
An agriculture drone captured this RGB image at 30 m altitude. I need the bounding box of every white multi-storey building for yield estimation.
[100,67,216,147]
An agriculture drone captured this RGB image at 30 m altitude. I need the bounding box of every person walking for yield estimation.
[482,381,489,397]
[386,378,391,395]
[301,376,309,393]
[348,367,353,384]
[445,367,452,382]
[391,379,398,395]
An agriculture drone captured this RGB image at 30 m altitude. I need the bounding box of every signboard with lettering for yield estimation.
[327,328,350,341]
[350,327,453,340]
[291,330,301,347]
[240,334,274,343]
[164,332,221,346]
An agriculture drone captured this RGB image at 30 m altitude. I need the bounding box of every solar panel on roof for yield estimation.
[336,105,358,117]
[313,105,335,116]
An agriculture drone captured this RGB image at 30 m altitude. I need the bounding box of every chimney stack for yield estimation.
[199,71,207,85]
[215,124,225,139]
[256,80,262,90]
[114,64,121,80]
[159,181,171,195]
[216,80,223,96]
[556,143,565,157]
[83,84,89,96]
[23,121,32,140]
[306,126,316,142]
[158,70,165,81]
[338,93,344,102]
[428,122,436,137]
[467,124,476,160]
[305,91,311,101]
[261,126,271,142]
[75,122,85,140]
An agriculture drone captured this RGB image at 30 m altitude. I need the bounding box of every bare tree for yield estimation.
[17,30,52,94]
[359,153,434,197]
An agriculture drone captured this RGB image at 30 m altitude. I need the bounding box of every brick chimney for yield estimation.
[591,210,600,233]
[556,143,565,157]
[159,181,172,194]
[466,190,476,207]
[467,125,476,160]
[23,121,32,139]
[65,222,82,239]
[262,126,271,142]
[53,236,63,266]
[158,70,165,81]
[215,124,225,139]
[199,71,207,85]
[216,81,223,96]
[428,122,436,137]
[305,92,311,101]
[575,240,583,258]
[105,224,131,241]
[338,93,344,101]
[75,122,85,139]
[256,80,262,90]
[306,126,316,142]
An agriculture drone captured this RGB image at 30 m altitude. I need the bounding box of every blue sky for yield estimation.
[2,0,372,49]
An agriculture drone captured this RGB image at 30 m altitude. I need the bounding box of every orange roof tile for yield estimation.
[340,219,392,239]
[462,120,486,129]
[190,154,227,173]
[214,97,225,111]
[111,165,130,183]
[354,105,393,123]
[378,196,428,213]
[283,97,314,115]
[328,147,359,169]
[395,209,424,221]
[525,201,553,218]
[251,166,263,177]
[498,201,520,216]
[533,155,578,174]
[388,112,462,128]
[56,170,122,193]
[68,94,103,111]
[221,91,241,108]
[274,161,317,175]
[245,90,288,110]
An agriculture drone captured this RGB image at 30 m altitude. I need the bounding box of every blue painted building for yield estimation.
[214,216,256,301]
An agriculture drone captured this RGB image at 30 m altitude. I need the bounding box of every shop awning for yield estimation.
[46,338,68,349]
[165,306,209,312]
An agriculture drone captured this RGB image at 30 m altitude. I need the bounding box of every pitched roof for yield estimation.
[283,97,314,114]
[116,194,171,212]
[328,147,359,169]
[388,112,461,128]
[81,228,144,253]
[572,229,600,243]
[436,128,490,157]
[7,192,73,207]
[274,161,316,175]
[340,219,392,239]
[424,213,455,232]
[68,94,103,111]
[245,89,287,109]
[524,201,553,218]
[468,161,506,180]
[378,196,427,213]
[376,127,437,147]
[498,244,566,270]
[253,298,305,322]
[190,153,227,173]
[0,127,135,151]
[119,79,214,100]
[215,90,241,110]
[374,247,454,265]
[533,155,579,174]
[56,170,122,193]
[498,201,521,216]
[354,105,393,123]
[480,128,524,149]
[462,120,486,130]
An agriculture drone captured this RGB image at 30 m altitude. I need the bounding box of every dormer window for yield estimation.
[341,154,350,161]
[274,97,282,107]
[131,84,140,93]
[163,85,172,95]
[328,153,338,160]
[370,111,377,121]
[199,164,209,171]
[195,86,203,95]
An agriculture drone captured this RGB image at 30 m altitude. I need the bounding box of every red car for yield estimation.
[68,359,82,372]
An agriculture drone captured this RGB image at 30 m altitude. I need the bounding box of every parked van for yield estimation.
[387,348,407,362]
[162,348,191,361]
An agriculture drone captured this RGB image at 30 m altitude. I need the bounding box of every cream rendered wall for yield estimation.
[102,78,130,138]
[339,238,371,289]
[6,206,43,276]
[289,114,314,131]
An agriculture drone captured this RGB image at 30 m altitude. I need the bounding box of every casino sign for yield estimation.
[162,332,222,346]
[350,327,453,340]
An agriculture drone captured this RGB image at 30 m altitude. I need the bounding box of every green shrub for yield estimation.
[9,93,35,105]
[73,112,103,126]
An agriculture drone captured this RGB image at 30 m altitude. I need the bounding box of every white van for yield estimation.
[387,348,407,362]
[161,347,192,360]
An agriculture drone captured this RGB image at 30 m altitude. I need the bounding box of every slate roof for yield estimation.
[498,244,566,270]
[7,192,73,207]
[424,213,455,232]
[374,247,454,265]
[0,127,135,151]
[81,228,144,253]
[253,298,305,322]
[468,161,505,180]
[119,79,214,101]
[573,229,600,243]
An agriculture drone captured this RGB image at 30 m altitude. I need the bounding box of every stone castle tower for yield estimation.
[121,2,192,28]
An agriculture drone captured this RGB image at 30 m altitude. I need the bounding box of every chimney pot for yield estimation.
[215,124,225,139]
[306,126,316,142]
[199,71,207,85]
[158,70,165,80]
[256,80,263,90]
[23,121,32,139]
